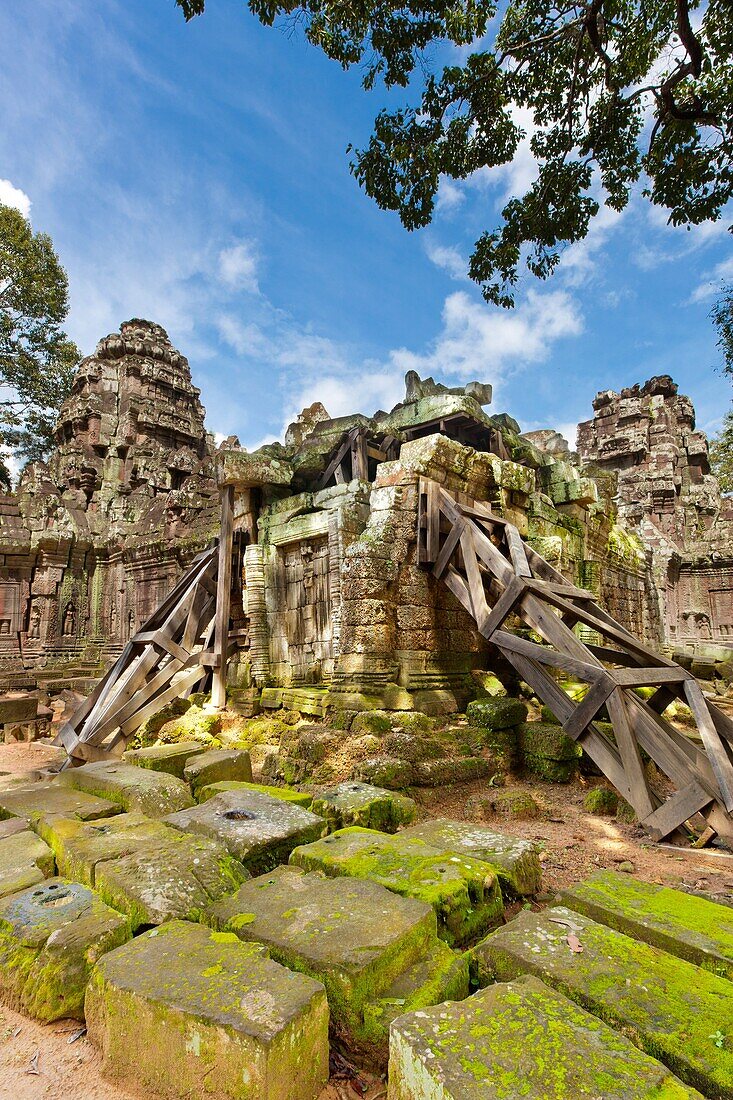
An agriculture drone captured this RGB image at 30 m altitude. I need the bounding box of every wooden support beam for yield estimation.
[212,483,234,709]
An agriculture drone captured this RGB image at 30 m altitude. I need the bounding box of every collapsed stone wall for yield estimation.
[0,320,219,677]
[577,374,733,655]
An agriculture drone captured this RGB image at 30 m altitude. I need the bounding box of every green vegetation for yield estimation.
[177,0,732,309]
[0,203,80,479]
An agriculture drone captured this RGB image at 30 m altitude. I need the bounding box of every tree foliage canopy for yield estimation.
[710,405,733,494]
[712,283,733,377]
[178,0,732,307]
[0,203,80,481]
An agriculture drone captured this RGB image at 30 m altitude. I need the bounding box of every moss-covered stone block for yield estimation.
[0,878,130,1021]
[184,749,253,795]
[351,710,394,735]
[466,698,528,731]
[197,781,313,808]
[583,787,619,814]
[523,755,579,783]
[354,756,415,790]
[311,782,416,833]
[388,974,702,1100]
[208,865,468,1068]
[399,818,541,897]
[473,906,733,1098]
[562,870,733,980]
[487,788,541,820]
[518,722,581,761]
[35,812,174,886]
[165,789,325,875]
[290,827,503,946]
[85,920,329,1100]
[412,757,492,786]
[0,781,119,825]
[0,829,54,898]
[123,742,207,779]
[93,832,248,930]
[56,761,194,818]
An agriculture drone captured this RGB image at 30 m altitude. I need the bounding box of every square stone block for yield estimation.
[93,830,249,930]
[36,812,177,885]
[124,742,208,778]
[0,878,130,1021]
[398,818,541,897]
[0,782,119,826]
[290,827,503,946]
[165,789,326,875]
[184,749,253,794]
[311,782,416,833]
[56,761,194,817]
[209,865,467,1067]
[0,829,54,898]
[86,920,328,1100]
[388,975,702,1099]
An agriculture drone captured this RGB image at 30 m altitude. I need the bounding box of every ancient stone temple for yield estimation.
[0,320,218,676]
[577,375,733,655]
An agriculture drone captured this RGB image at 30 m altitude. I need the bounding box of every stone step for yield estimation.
[165,789,326,876]
[0,878,130,1021]
[310,781,416,833]
[208,864,468,1067]
[388,974,703,1099]
[85,920,329,1100]
[289,826,504,947]
[56,761,194,817]
[0,828,54,899]
[397,818,541,897]
[562,870,733,979]
[196,781,313,808]
[473,905,733,1098]
[0,781,119,826]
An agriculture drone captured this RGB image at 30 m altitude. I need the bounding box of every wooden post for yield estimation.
[212,485,234,709]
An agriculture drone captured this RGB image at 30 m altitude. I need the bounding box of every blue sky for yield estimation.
[1,0,731,449]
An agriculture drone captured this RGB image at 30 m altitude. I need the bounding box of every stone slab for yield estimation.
[311,782,416,833]
[473,905,733,1098]
[165,790,325,875]
[56,761,194,817]
[0,829,54,898]
[0,782,119,825]
[197,781,313,808]
[93,830,249,930]
[85,920,329,1100]
[290,827,504,947]
[35,812,176,885]
[562,870,733,979]
[123,742,208,778]
[398,818,541,897]
[209,865,467,1066]
[0,878,130,1021]
[388,974,702,1100]
[184,748,253,794]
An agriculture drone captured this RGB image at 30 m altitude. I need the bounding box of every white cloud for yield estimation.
[425,242,467,281]
[218,240,259,294]
[689,255,733,303]
[390,287,583,388]
[559,203,625,287]
[0,178,31,218]
[554,421,579,449]
[489,106,538,202]
[435,177,466,214]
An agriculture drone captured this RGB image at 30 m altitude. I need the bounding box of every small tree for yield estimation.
[712,284,733,379]
[0,203,80,481]
[177,0,732,307]
[710,407,733,495]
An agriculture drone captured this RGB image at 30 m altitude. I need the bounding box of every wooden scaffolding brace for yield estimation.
[418,477,733,844]
[56,486,239,767]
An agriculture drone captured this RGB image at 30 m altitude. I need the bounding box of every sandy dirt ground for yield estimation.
[2,739,733,1099]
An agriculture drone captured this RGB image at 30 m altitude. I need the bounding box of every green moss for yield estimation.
[584,787,619,814]
[518,722,582,761]
[466,698,528,731]
[350,711,393,735]
[523,754,578,783]
[196,780,312,808]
